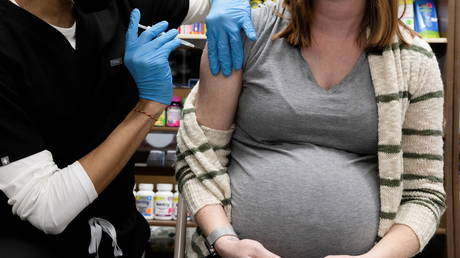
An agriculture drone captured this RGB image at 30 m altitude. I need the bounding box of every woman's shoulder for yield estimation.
[397,26,436,60]
[242,0,288,68]
[249,0,286,35]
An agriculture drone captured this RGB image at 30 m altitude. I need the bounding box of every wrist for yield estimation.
[134,99,166,119]
[138,92,173,106]
[214,235,239,253]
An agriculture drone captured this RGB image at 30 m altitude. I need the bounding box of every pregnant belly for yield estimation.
[228,141,380,258]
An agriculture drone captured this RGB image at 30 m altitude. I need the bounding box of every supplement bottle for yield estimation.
[136,184,155,220]
[154,184,174,220]
[166,96,182,127]
[172,184,179,220]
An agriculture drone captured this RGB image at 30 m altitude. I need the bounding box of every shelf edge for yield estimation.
[178,34,207,40]
[425,38,448,44]
[147,219,197,227]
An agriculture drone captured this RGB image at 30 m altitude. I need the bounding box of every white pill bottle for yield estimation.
[136,183,155,220]
[172,184,179,220]
[154,184,174,220]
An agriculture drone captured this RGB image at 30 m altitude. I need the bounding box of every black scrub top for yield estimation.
[0,0,188,257]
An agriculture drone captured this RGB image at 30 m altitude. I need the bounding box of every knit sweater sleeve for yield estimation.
[175,83,234,216]
[395,43,446,251]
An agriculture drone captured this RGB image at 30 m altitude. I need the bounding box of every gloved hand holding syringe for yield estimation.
[138,24,195,48]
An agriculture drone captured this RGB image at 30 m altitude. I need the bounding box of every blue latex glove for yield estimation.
[124,9,181,105]
[206,0,257,77]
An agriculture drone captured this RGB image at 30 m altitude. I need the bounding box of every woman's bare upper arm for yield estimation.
[196,45,243,130]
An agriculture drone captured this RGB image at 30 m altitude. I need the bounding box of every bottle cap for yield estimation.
[157,183,173,191]
[171,96,182,103]
[139,183,154,191]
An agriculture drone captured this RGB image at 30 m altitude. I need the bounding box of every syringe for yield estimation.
[138,24,195,48]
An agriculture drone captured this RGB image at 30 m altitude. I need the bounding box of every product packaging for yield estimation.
[399,0,415,30]
[146,150,165,167]
[164,150,177,168]
[172,184,179,220]
[166,96,183,127]
[154,111,166,127]
[136,184,155,219]
[414,0,440,38]
[154,184,174,220]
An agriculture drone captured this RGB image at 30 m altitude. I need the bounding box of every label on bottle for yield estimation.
[154,196,173,218]
[172,196,179,219]
[166,108,181,127]
[136,195,154,218]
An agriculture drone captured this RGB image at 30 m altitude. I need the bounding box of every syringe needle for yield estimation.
[138,24,196,48]
[138,24,150,30]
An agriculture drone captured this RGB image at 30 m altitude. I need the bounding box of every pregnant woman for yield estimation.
[176,0,446,257]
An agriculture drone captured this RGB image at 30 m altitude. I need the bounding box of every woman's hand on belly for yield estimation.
[215,236,281,258]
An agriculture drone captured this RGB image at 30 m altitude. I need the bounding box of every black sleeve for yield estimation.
[130,0,190,30]
[0,60,45,164]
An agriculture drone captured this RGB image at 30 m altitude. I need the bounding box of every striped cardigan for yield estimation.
[175,33,446,257]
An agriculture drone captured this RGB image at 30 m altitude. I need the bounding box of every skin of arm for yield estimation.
[196,47,243,129]
[79,100,165,194]
[365,224,419,258]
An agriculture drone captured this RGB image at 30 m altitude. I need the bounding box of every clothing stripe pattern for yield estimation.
[176,31,446,258]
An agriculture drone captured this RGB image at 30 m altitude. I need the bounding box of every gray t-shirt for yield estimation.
[228,2,380,257]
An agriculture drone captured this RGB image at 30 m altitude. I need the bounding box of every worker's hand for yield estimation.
[215,236,281,258]
[124,9,181,105]
[206,0,257,77]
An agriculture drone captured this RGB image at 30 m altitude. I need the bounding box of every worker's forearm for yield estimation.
[79,99,165,194]
[195,204,233,236]
[366,224,419,258]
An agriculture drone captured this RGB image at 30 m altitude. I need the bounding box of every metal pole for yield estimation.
[174,195,187,258]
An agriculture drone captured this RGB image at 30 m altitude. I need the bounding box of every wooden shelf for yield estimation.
[134,165,175,176]
[150,127,179,133]
[178,34,206,40]
[148,219,197,227]
[436,227,447,235]
[425,37,448,44]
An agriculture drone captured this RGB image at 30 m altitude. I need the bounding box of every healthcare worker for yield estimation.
[0,0,255,257]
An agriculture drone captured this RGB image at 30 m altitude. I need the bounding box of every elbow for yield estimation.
[3,153,96,236]
[12,178,71,235]
[42,221,68,235]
